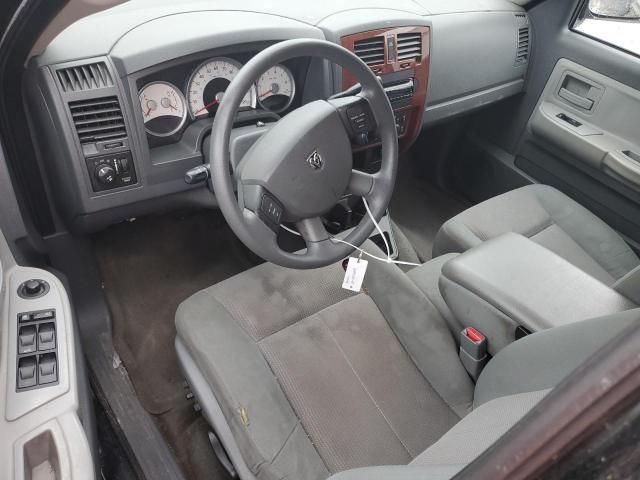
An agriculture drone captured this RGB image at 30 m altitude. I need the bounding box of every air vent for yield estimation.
[354,37,385,66]
[56,62,114,92]
[69,96,126,144]
[396,32,422,62]
[515,14,530,65]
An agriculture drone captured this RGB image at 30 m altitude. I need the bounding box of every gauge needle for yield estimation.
[194,98,219,115]
[144,107,152,117]
[259,90,272,99]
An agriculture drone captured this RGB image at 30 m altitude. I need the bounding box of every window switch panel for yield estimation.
[16,309,59,391]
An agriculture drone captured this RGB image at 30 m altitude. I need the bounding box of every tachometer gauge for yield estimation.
[139,81,187,137]
[187,57,257,119]
[257,64,295,113]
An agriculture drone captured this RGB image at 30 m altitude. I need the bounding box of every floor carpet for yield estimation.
[93,209,260,480]
[390,162,469,261]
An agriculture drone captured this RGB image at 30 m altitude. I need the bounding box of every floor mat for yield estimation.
[93,210,260,480]
[390,163,469,261]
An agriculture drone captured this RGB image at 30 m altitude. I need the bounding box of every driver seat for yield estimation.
[175,242,638,480]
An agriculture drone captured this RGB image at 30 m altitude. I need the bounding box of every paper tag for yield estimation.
[342,257,368,292]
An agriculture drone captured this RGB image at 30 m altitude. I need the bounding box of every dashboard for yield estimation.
[23,0,531,233]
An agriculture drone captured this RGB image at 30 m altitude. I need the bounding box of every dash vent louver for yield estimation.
[397,32,422,62]
[354,37,385,66]
[56,62,114,92]
[69,96,126,144]
[515,14,530,65]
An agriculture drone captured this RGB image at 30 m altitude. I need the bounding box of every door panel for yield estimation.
[507,0,640,250]
[527,59,640,193]
[0,228,95,479]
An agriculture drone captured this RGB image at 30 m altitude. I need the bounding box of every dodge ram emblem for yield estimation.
[306,149,324,170]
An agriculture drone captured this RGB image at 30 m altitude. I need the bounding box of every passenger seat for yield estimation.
[433,185,639,287]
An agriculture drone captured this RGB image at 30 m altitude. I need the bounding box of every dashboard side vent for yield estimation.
[69,96,126,144]
[515,14,530,65]
[354,37,385,66]
[56,62,114,92]
[396,32,422,62]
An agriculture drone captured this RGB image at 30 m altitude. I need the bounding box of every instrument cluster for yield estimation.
[138,56,296,138]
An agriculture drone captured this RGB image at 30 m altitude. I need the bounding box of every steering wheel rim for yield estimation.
[209,38,398,269]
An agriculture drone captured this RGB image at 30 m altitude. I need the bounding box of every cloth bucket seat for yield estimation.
[175,243,639,480]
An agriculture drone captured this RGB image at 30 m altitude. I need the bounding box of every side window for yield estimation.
[572,0,640,56]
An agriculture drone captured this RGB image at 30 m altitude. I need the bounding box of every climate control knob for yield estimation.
[95,165,116,185]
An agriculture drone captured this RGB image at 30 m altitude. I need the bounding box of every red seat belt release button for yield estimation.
[465,327,484,343]
[460,327,489,381]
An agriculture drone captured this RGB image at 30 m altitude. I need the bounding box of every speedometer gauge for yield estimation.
[257,64,295,113]
[139,81,187,137]
[187,57,257,119]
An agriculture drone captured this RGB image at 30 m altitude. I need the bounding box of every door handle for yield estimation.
[558,87,594,110]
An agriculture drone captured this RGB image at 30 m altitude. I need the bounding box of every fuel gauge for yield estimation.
[139,81,187,137]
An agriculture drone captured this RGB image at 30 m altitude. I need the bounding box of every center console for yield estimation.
[440,233,637,355]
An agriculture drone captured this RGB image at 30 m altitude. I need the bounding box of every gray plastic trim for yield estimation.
[413,0,522,15]
[111,11,324,75]
[175,337,257,480]
[0,230,94,479]
[5,270,72,421]
[424,79,525,125]
[36,1,433,66]
[423,11,528,124]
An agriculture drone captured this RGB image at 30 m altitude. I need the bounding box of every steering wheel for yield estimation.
[209,39,398,269]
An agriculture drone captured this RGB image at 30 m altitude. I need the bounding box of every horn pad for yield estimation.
[239,100,352,220]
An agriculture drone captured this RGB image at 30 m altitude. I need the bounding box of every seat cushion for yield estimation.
[328,308,640,480]
[260,294,459,472]
[176,258,470,479]
[410,388,550,471]
[432,185,640,285]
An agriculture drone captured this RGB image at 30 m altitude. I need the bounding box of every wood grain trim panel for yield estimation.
[341,26,430,150]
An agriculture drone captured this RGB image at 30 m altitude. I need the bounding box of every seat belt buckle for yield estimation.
[459,327,489,381]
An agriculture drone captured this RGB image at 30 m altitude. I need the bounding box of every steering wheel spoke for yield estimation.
[296,217,330,243]
[328,95,378,147]
[239,183,284,233]
[347,169,375,197]
[296,217,339,258]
